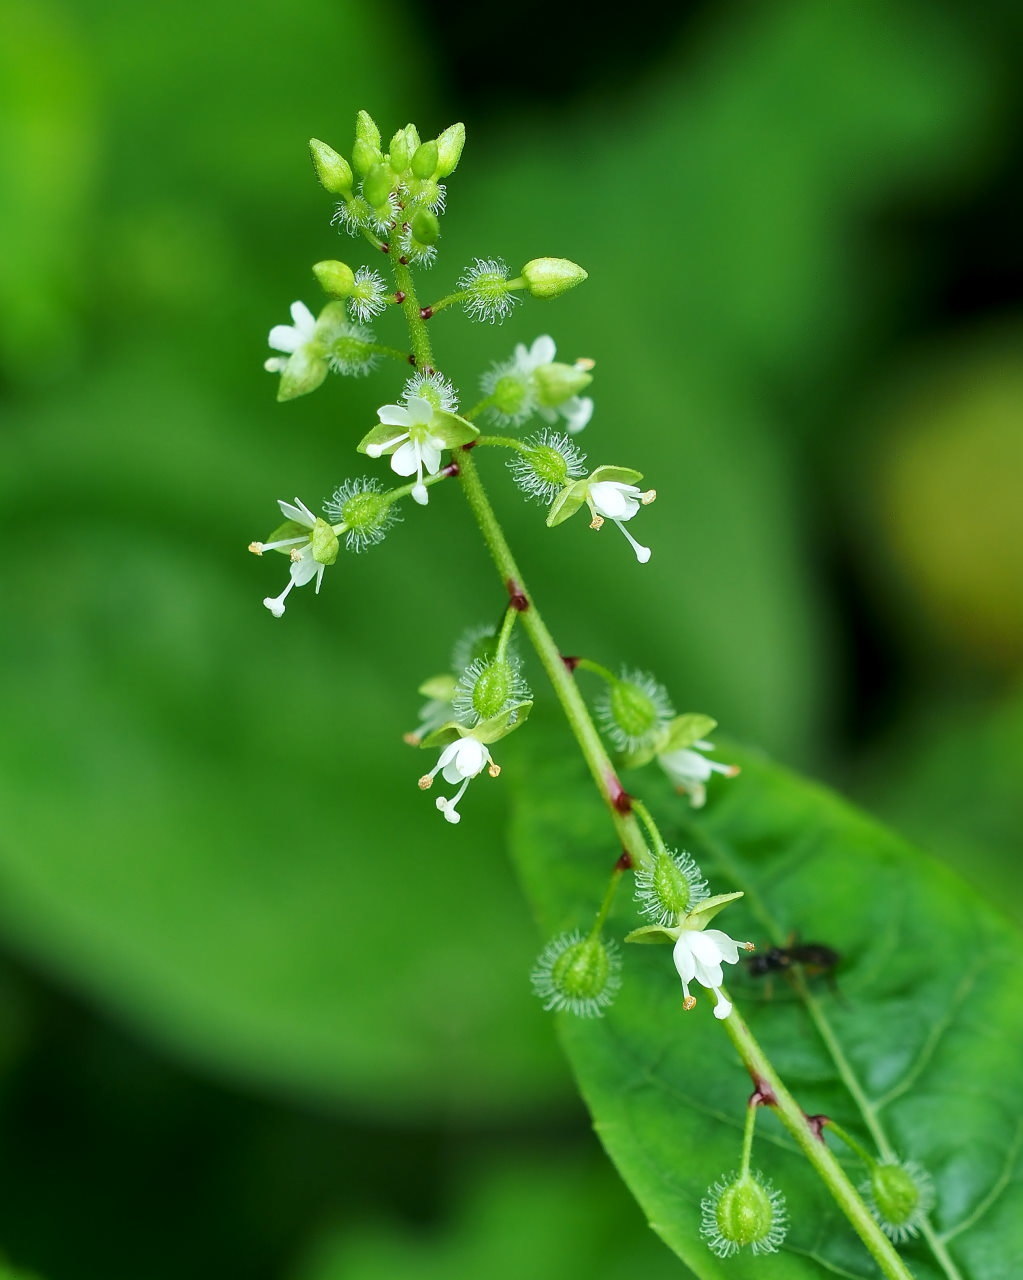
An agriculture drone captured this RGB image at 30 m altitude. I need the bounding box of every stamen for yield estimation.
[640,489,656,505]
[589,514,605,531]
[682,993,697,1012]
[366,431,409,459]
[248,542,264,555]
[613,519,651,564]
[418,774,434,790]
[487,762,501,778]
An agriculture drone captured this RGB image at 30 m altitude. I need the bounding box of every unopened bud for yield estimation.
[521,257,588,299]
[313,260,356,298]
[701,1172,787,1257]
[411,207,440,246]
[388,128,411,174]
[530,930,622,1018]
[363,162,393,209]
[533,361,593,408]
[412,139,439,180]
[863,1160,934,1243]
[309,139,353,195]
[435,122,465,177]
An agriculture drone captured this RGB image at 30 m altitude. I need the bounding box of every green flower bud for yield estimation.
[410,207,440,246]
[863,1160,934,1243]
[435,122,465,177]
[388,128,410,174]
[312,260,356,298]
[310,517,339,566]
[363,162,393,209]
[352,137,380,178]
[530,930,622,1018]
[701,1172,787,1257]
[533,362,593,408]
[411,139,439,180]
[355,109,381,152]
[403,123,421,152]
[520,257,588,299]
[309,139,353,196]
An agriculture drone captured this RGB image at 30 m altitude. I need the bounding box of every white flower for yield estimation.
[659,740,739,808]
[588,481,654,563]
[483,336,594,432]
[365,396,446,505]
[249,497,334,618]
[264,301,317,373]
[418,735,499,824]
[547,393,593,434]
[673,927,749,1020]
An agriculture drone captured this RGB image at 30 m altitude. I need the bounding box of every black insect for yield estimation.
[746,940,840,979]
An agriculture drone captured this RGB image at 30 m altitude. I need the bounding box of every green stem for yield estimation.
[632,798,669,858]
[590,863,624,938]
[573,657,619,685]
[474,435,531,453]
[495,605,518,663]
[464,395,498,421]
[366,341,412,363]
[826,1120,877,1170]
[739,1098,758,1178]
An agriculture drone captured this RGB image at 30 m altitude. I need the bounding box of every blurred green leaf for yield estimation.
[296,1153,682,1280]
[509,735,1023,1277]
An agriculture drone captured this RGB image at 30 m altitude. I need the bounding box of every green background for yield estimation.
[2,0,1021,1275]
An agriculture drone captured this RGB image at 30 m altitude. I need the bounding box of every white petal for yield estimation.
[672,934,697,985]
[419,439,443,475]
[289,552,320,587]
[531,335,557,365]
[377,403,414,427]
[264,356,288,373]
[701,930,741,965]
[589,482,633,520]
[563,396,593,433]
[453,737,487,775]
[390,439,420,477]
[268,323,300,354]
[290,300,316,338]
[404,395,435,425]
[277,497,316,526]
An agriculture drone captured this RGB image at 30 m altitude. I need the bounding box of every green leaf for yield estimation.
[509,737,1023,1277]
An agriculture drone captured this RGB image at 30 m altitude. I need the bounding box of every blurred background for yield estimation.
[2,0,1022,1275]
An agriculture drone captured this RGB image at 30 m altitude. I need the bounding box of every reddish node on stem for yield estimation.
[749,1078,777,1108]
[394,291,406,304]
[407,353,417,366]
[807,1114,830,1141]
[506,579,529,611]
[461,439,477,451]
[398,255,409,265]
[607,776,632,814]
[420,306,434,320]
[561,654,581,672]
[379,242,390,254]
[442,462,461,479]
[615,850,633,872]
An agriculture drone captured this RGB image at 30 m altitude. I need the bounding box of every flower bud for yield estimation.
[362,162,393,210]
[508,430,587,504]
[435,122,465,177]
[388,128,411,174]
[520,257,587,299]
[309,139,353,196]
[411,207,440,246]
[458,257,517,324]
[352,137,380,178]
[312,260,356,298]
[533,361,593,408]
[701,1172,787,1257]
[530,930,622,1018]
[412,139,439,180]
[355,108,381,152]
[596,670,674,753]
[862,1160,934,1243]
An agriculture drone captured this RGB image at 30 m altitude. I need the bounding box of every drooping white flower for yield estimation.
[249,497,337,618]
[482,335,594,431]
[418,734,499,824]
[672,927,750,1020]
[264,301,317,373]
[588,480,654,563]
[659,740,739,808]
[365,396,447,505]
